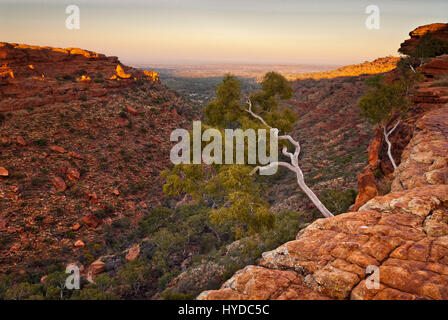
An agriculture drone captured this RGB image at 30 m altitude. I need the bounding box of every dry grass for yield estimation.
[430,75,448,87]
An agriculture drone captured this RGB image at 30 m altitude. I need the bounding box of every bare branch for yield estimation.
[250,161,295,175]
[245,98,272,129]
[245,97,334,218]
[384,120,400,170]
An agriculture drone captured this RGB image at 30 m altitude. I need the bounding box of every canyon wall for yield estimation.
[198,27,448,300]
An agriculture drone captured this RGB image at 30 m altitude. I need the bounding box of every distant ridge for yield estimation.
[292,56,400,80]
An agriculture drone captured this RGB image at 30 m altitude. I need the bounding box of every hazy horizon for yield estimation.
[1,0,447,66]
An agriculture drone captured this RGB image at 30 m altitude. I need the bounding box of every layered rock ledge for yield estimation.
[198,54,448,301]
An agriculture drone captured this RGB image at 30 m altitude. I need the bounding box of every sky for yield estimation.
[0,0,447,66]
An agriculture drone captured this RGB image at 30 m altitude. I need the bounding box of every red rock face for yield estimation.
[198,57,448,300]
[0,42,159,112]
[353,54,448,209]
[399,23,448,56]
[0,42,196,273]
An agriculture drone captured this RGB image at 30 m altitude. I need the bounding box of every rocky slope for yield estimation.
[268,61,397,214]
[0,43,160,112]
[199,30,448,301]
[293,57,399,80]
[0,44,197,273]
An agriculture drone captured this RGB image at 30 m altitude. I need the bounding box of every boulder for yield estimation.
[125,245,140,261]
[49,145,67,153]
[66,167,80,182]
[51,177,66,191]
[399,23,448,56]
[0,167,8,177]
[74,240,85,248]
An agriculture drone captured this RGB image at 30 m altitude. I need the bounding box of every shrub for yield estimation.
[320,188,357,214]
[34,138,48,146]
[409,33,448,58]
[358,75,410,124]
[429,76,448,87]
[116,259,151,297]
[162,290,194,300]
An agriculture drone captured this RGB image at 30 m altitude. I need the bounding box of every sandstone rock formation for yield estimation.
[399,23,448,56]
[198,57,448,301]
[353,53,448,210]
[0,43,159,112]
[0,43,196,273]
[199,113,448,299]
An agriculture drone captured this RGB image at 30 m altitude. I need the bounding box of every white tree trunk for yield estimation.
[383,120,400,170]
[246,99,334,218]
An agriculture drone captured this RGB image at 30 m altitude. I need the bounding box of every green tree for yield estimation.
[358,75,410,125]
[358,72,422,169]
[399,32,448,59]
[162,73,297,236]
[116,259,151,297]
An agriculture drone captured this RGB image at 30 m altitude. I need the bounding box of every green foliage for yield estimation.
[163,72,297,237]
[115,259,151,297]
[71,274,116,300]
[397,32,448,74]
[204,73,296,132]
[429,76,448,87]
[320,189,357,215]
[162,290,194,300]
[259,210,307,250]
[4,282,42,300]
[204,75,243,128]
[374,168,384,179]
[163,165,273,237]
[358,74,418,124]
[408,32,448,59]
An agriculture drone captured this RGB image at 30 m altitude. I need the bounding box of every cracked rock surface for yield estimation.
[198,96,448,300]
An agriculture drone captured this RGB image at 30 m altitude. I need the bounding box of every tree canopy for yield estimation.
[162,72,297,237]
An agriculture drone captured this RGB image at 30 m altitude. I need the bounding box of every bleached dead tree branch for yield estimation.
[245,99,334,218]
[383,120,400,170]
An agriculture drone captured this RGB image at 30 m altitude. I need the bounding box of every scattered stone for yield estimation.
[0,218,7,231]
[72,223,81,231]
[16,136,27,146]
[84,192,98,204]
[67,151,84,159]
[125,245,140,261]
[51,177,66,191]
[66,167,80,182]
[126,105,139,115]
[0,167,8,177]
[49,145,67,153]
[74,240,85,248]
[81,214,100,229]
[89,260,105,276]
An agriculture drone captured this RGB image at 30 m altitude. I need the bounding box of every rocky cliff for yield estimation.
[198,30,448,301]
[399,23,448,56]
[0,43,196,273]
[0,43,160,112]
